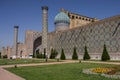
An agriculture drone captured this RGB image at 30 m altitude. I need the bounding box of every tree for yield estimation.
[3,55,7,59]
[60,48,66,60]
[101,44,110,61]
[39,53,44,58]
[50,48,54,59]
[0,52,1,58]
[72,47,78,60]
[36,49,40,58]
[83,46,90,60]
[33,52,35,58]
[43,48,46,58]
[50,48,58,59]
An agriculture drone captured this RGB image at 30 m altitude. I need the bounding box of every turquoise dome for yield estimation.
[54,12,70,24]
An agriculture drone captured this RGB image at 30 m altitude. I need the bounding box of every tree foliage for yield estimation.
[72,47,78,60]
[83,46,90,60]
[101,44,110,61]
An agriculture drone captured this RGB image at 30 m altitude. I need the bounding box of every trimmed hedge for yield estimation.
[50,48,58,59]
[72,47,78,60]
[83,46,90,60]
[101,44,110,61]
[60,48,66,60]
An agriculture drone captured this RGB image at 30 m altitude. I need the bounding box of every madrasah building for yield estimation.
[1,6,120,60]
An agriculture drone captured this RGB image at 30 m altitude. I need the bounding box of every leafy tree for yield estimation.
[60,48,66,60]
[72,47,78,60]
[83,46,90,60]
[101,44,110,61]
[50,48,58,59]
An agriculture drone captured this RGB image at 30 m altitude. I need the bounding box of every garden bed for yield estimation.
[83,66,120,79]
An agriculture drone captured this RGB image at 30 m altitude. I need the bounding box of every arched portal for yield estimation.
[33,36,42,56]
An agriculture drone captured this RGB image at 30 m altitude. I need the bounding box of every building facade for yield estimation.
[1,6,120,60]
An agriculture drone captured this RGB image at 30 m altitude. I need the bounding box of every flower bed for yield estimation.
[92,68,113,73]
[82,67,120,79]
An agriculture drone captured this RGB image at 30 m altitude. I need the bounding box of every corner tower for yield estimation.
[42,6,48,54]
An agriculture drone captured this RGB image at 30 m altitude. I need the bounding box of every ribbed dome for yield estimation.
[54,12,70,24]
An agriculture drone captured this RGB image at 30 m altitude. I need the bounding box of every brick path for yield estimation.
[0,60,120,80]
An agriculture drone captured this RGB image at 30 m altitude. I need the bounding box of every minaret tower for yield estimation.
[42,6,48,54]
[13,26,19,58]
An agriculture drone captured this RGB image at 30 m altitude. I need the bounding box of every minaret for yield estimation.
[42,6,48,54]
[13,26,19,58]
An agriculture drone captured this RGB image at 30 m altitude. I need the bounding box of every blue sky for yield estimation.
[0,0,120,50]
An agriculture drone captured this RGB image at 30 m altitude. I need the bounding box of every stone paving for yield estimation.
[0,60,120,80]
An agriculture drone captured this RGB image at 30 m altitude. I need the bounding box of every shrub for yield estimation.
[33,49,38,58]
[43,48,46,58]
[72,47,78,60]
[0,52,1,58]
[3,55,7,59]
[39,53,44,58]
[32,53,35,58]
[83,46,90,60]
[60,48,66,60]
[101,44,110,61]
[36,53,40,58]
[50,48,58,59]
[36,49,40,58]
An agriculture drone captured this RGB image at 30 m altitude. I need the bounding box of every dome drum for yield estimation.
[55,23,69,31]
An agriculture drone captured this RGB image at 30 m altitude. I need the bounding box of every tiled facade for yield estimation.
[1,8,120,60]
[50,15,120,60]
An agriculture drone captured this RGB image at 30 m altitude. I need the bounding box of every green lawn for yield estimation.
[0,59,57,65]
[6,63,120,80]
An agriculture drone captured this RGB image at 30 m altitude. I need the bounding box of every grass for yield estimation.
[107,60,120,62]
[81,59,120,62]
[6,63,120,80]
[0,59,57,65]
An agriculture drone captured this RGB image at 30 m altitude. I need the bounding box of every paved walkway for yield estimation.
[0,60,120,80]
[0,67,25,80]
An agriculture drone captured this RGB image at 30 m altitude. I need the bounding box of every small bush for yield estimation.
[14,65,17,68]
